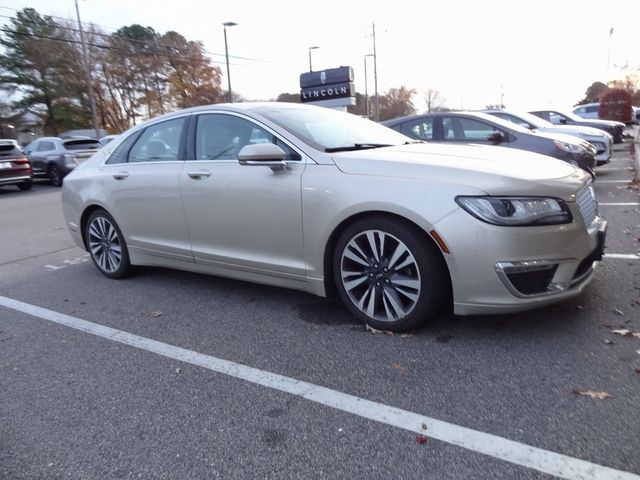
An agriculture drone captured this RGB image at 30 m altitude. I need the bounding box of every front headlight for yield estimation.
[455,196,573,226]
[553,140,586,154]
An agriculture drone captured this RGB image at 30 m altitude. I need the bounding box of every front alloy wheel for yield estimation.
[333,217,448,332]
[86,210,131,279]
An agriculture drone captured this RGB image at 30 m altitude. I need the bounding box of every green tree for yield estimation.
[0,8,77,134]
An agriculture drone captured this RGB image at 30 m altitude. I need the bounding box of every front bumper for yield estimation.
[434,202,606,316]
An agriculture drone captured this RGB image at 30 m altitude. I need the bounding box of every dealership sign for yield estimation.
[300,66,355,107]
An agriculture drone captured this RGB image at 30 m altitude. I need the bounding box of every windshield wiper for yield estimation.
[403,140,426,144]
[325,143,394,153]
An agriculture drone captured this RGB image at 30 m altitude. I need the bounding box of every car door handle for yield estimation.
[113,171,129,180]
[187,171,212,179]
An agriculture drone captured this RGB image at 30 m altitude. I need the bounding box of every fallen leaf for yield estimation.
[576,305,583,310]
[602,322,613,329]
[399,333,414,338]
[611,329,640,338]
[572,390,612,400]
[366,324,394,335]
[637,349,640,356]
[366,324,382,334]
[175,367,181,374]
[421,423,428,430]
[151,310,163,317]
[603,339,616,345]
[416,434,427,445]
[391,363,403,369]
[635,368,640,375]
[613,308,625,316]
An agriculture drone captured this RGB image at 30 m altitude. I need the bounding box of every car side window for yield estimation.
[401,118,433,140]
[442,117,500,142]
[195,114,301,161]
[547,112,565,125]
[37,141,54,152]
[496,113,533,129]
[128,118,185,163]
[106,131,141,165]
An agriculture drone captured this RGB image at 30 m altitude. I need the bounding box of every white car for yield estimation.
[573,102,639,125]
[61,103,606,331]
[485,110,613,166]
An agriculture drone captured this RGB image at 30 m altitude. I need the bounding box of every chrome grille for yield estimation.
[577,185,597,226]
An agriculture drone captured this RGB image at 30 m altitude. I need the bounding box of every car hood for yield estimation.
[330,143,589,200]
[535,125,609,139]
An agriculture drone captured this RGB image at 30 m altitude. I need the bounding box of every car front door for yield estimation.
[180,112,306,280]
[26,140,55,176]
[100,116,193,262]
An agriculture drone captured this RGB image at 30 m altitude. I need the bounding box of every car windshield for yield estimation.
[469,112,532,134]
[555,110,583,122]
[256,105,411,151]
[508,111,554,129]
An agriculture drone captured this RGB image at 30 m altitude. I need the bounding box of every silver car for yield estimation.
[484,109,613,166]
[61,103,606,332]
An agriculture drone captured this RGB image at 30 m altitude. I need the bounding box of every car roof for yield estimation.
[382,110,509,126]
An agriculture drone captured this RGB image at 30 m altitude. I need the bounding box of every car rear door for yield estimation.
[439,116,509,146]
[180,112,306,280]
[100,116,193,262]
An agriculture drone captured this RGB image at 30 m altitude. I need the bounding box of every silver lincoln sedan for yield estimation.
[61,103,607,332]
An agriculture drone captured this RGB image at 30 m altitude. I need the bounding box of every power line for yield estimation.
[0,27,247,68]
[0,5,268,63]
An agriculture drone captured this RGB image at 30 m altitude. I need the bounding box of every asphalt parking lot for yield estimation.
[1,142,639,479]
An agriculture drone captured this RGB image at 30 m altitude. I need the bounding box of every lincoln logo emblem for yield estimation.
[320,71,326,84]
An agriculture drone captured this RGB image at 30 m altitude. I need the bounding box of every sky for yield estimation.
[1,0,639,113]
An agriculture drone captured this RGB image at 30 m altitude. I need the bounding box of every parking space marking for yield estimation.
[599,202,640,206]
[604,253,640,260]
[45,254,90,271]
[1,295,638,480]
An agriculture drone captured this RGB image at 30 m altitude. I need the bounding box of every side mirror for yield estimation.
[558,118,568,125]
[487,131,505,144]
[238,143,288,172]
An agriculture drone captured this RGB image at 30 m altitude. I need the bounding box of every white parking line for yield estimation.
[599,203,640,206]
[604,253,640,260]
[1,295,638,480]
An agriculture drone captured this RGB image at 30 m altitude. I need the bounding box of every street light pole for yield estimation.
[308,46,319,72]
[607,27,614,80]
[75,0,100,139]
[223,21,237,103]
[372,23,379,122]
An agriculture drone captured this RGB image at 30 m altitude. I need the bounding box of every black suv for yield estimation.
[0,140,33,191]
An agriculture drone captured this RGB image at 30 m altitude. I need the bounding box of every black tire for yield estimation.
[332,216,449,332]
[85,209,132,279]
[18,182,33,191]
[48,164,63,187]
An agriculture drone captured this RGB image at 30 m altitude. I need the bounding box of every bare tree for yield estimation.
[424,89,445,112]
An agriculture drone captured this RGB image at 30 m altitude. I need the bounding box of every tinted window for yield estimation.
[128,118,185,163]
[63,139,101,151]
[442,117,500,142]
[492,113,533,129]
[547,112,566,125]
[586,105,599,113]
[37,141,55,152]
[0,144,21,156]
[195,114,301,161]
[400,118,433,140]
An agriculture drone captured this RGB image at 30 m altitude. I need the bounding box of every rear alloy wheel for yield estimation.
[333,217,448,332]
[85,210,131,279]
[48,164,63,186]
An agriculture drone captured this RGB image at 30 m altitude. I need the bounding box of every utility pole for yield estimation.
[372,23,379,122]
[75,0,100,139]
[364,54,374,119]
[607,27,614,80]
